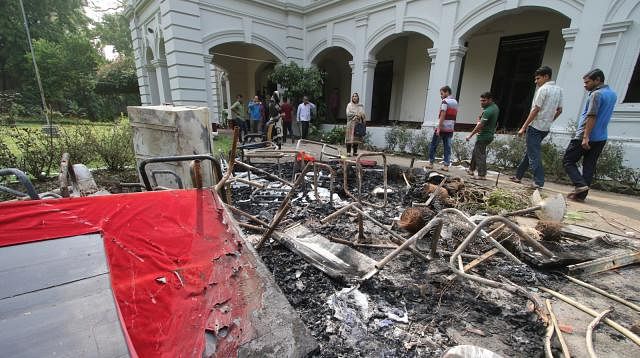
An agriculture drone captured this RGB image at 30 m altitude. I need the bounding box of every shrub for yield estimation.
[595,141,625,181]
[409,129,430,158]
[384,124,401,151]
[396,125,411,153]
[12,127,59,180]
[452,137,472,163]
[540,140,564,181]
[321,126,345,145]
[487,136,526,170]
[93,120,135,171]
[0,136,17,169]
[57,125,98,165]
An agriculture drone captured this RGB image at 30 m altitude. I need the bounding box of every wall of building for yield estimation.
[457,10,570,126]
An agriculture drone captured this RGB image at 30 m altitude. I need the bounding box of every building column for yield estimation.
[203,54,216,124]
[422,48,439,127]
[362,59,377,119]
[552,0,608,133]
[151,59,170,104]
[145,63,161,105]
[423,0,459,127]
[350,15,368,96]
[223,73,233,122]
[448,45,467,95]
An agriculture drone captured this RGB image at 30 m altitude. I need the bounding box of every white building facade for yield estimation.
[126,0,640,166]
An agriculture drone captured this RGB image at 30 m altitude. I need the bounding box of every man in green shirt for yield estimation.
[229,94,247,142]
[466,92,499,180]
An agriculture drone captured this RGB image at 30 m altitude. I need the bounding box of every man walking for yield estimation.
[466,92,499,180]
[426,85,458,171]
[280,96,294,143]
[510,66,563,188]
[229,94,247,142]
[563,69,617,201]
[296,95,316,139]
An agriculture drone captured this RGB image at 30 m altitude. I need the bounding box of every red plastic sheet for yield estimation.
[0,190,255,357]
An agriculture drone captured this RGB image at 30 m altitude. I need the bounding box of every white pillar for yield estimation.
[362,59,377,119]
[203,54,216,124]
[223,73,232,122]
[448,45,467,95]
[423,0,459,127]
[423,48,439,127]
[146,63,160,105]
[350,15,368,95]
[151,59,169,104]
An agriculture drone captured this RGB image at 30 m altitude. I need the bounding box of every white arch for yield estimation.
[454,0,581,41]
[307,36,355,64]
[606,0,640,21]
[365,19,438,57]
[202,30,287,63]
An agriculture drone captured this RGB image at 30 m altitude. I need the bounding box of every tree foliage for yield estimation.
[93,10,133,58]
[269,62,325,104]
[0,0,89,90]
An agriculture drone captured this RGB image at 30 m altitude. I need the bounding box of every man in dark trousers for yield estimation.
[466,92,499,180]
[563,68,617,202]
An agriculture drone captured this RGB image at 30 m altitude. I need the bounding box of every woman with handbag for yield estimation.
[345,92,366,156]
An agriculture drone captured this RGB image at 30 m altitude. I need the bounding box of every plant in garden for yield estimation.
[409,129,430,158]
[321,126,345,145]
[11,128,59,180]
[0,139,17,169]
[384,123,401,152]
[540,140,564,181]
[452,137,471,163]
[594,141,625,181]
[396,125,412,153]
[487,136,526,170]
[93,120,135,171]
[58,126,98,165]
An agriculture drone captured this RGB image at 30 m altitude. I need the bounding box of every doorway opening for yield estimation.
[490,31,548,130]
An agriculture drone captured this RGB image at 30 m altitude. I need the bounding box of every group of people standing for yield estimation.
[428,66,617,202]
[228,92,317,147]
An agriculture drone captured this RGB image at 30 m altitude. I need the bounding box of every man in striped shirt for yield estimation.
[426,86,458,171]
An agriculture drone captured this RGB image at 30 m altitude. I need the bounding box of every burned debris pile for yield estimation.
[217,141,640,357]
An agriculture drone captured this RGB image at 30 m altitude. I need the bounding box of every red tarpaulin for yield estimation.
[0,190,260,357]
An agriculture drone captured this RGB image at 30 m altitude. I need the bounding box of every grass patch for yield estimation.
[212,132,232,158]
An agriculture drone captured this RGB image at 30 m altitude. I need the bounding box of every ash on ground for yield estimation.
[231,161,558,357]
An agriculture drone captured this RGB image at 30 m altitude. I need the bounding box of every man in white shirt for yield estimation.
[296,95,316,139]
[510,66,563,188]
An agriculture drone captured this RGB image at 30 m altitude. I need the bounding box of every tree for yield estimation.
[0,0,89,90]
[269,62,325,105]
[93,10,133,58]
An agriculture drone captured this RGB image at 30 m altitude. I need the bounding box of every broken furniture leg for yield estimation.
[255,163,312,249]
[448,215,556,291]
[361,217,445,281]
[586,308,614,358]
[539,286,640,347]
[545,299,571,358]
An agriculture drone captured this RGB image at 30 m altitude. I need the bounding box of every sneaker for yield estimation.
[509,176,521,183]
[529,184,541,190]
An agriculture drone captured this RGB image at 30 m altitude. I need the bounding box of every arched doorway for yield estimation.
[456,8,570,131]
[312,47,353,123]
[209,43,279,103]
[368,33,434,125]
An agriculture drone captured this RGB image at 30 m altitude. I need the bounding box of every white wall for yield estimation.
[457,10,570,125]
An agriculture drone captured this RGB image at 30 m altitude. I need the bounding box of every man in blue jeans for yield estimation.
[425,86,458,171]
[563,68,617,202]
[510,66,563,188]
